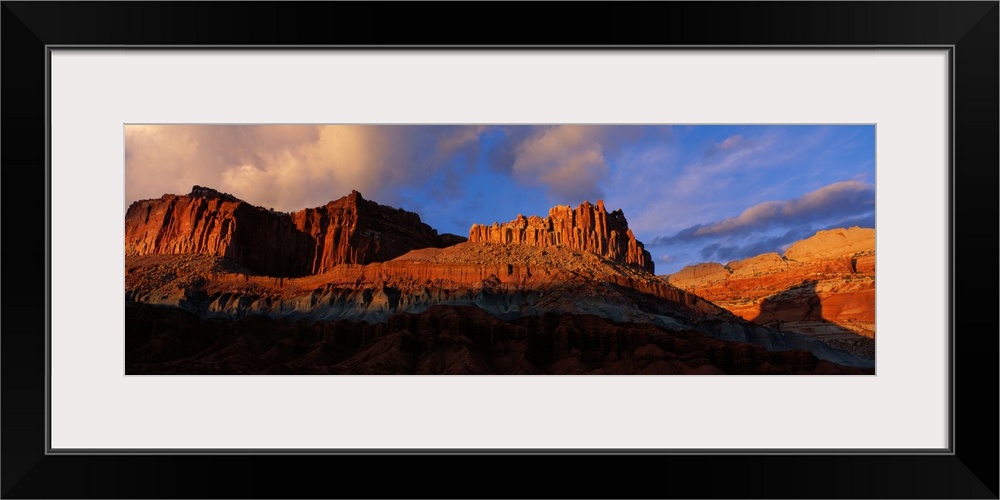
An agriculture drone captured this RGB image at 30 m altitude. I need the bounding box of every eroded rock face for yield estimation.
[124,186,465,277]
[289,190,464,273]
[666,227,875,353]
[124,188,315,277]
[468,199,654,273]
[124,244,725,328]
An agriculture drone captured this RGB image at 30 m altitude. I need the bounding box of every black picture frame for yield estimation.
[2,2,996,498]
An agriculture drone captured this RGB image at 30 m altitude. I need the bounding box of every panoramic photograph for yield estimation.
[124,124,875,375]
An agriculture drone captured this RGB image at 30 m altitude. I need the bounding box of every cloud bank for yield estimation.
[652,180,875,264]
[483,125,650,204]
[125,125,490,212]
[691,180,875,237]
[125,124,641,212]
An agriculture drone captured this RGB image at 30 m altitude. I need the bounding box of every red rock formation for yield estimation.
[289,190,463,273]
[666,227,875,342]
[124,243,726,327]
[124,187,315,277]
[124,186,464,277]
[468,199,654,273]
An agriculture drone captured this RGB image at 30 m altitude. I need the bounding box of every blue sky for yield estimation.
[125,125,875,275]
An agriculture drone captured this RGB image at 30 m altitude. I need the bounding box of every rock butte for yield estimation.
[124,186,465,277]
[468,199,654,274]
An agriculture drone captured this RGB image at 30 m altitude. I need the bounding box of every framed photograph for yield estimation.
[121,122,878,377]
[3,2,996,498]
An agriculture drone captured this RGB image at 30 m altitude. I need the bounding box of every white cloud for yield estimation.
[124,125,490,212]
[693,180,875,237]
[509,125,611,203]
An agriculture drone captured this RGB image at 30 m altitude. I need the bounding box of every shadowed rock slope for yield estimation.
[126,303,870,375]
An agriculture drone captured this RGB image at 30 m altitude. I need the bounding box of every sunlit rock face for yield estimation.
[666,227,875,359]
[468,199,654,274]
[125,186,465,277]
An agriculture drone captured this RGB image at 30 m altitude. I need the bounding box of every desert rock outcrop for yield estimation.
[468,200,654,273]
[666,227,875,357]
[125,186,465,277]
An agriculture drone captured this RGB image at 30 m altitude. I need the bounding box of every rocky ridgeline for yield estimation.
[784,226,875,264]
[124,243,726,328]
[124,186,464,277]
[668,227,875,287]
[468,200,654,274]
[666,227,876,346]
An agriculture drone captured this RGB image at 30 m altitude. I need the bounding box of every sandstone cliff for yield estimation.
[289,190,464,273]
[468,200,654,273]
[124,186,465,277]
[666,227,875,357]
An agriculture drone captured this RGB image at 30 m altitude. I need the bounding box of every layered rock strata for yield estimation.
[666,227,875,348]
[468,200,654,273]
[124,187,464,277]
[125,242,873,370]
